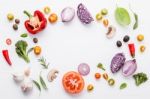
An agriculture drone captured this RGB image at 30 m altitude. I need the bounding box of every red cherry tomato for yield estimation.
[62,71,85,94]
[6,38,12,45]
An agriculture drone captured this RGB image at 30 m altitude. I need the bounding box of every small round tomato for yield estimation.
[62,71,85,94]
[6,38,12,45]
[95,73,101,79]
[48,13,58,23]
[34,46,41,55]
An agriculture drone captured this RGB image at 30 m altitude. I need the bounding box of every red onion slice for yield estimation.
[78,63,90,76]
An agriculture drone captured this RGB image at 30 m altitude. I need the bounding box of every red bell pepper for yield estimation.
[128,43,135,58]
[2,50,12,66]
[24,10,47,34]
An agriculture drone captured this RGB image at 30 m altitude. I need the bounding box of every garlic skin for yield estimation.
[21,81,33,92]
[24,67,30,77]
[13,73,24,82]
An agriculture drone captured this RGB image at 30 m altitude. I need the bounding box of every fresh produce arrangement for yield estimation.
[1,1,149,97]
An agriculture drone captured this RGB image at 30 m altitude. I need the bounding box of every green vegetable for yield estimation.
[133,13,138,30]
[27,47,34,55]
[15,40,30,63]
[115,7,131,26]
[38,57,49,69]
[20,33,28,38]
[40,75,48,90]
[120,83,127,89]
[32,80,41,92]
[133,72,148,86]
[97,63,105,71]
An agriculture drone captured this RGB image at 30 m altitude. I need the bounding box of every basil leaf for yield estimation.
[20,33,28,38]
[133,13,138,30]
[115,7,131,26]
[120,83,127,89]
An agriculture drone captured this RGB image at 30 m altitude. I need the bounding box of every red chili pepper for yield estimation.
[2,50,12,66]
[24,10,47,34]
[128,43,135,58]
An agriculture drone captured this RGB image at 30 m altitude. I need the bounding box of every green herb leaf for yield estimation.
[38,57,49,69]
[97,63,105,71]
[115,7,131,26]
[27,47,34,55]
[32,80,41,92]
[120,83,127,89]
[133,13,138,30]
[20,33,28,38]
[40,75,48,90]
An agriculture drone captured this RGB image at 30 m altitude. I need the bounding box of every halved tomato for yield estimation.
[62,71,85,94]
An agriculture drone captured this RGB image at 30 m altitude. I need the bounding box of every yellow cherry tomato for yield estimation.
[96,13,103,21]
[103,19,109,27]
[44,6,51,14]
[137,34,144,42]
[48,13,58,23]
[7,13,14,21]
[87,84,94,91]
[34,46,41,55]
[140,45,146,52]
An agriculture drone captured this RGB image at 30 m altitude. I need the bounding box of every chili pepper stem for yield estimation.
[24,10,33,18]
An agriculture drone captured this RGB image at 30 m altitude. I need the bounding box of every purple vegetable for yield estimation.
[110,53,126,73]
[77,3,93,24]
[61,7,75,22]
[78,63,90,76]
[122,59,137,77]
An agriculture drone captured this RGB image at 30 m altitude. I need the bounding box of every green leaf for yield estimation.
[40,75,48,90]
[27,47,34,55]
[32,80,41,92]
[133,13,138,30]
[120,83,127,89]
[20,33,28,38]
[115,7,131,26]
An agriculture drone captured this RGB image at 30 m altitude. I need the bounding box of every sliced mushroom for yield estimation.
[106,25,116,39]
[47,69,59,82]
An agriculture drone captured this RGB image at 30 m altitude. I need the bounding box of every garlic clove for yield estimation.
[24,67,30,77]
[13,73,24,82]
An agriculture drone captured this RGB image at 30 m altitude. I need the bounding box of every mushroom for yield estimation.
[106,25,116,39]
[47,69,59,82]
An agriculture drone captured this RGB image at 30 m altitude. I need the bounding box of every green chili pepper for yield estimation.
[20,33,28,38]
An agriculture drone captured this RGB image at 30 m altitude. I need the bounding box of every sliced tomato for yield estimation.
[62,71,84,94]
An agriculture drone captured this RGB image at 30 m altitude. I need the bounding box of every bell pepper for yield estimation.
[24,10,47,34]
[128,43,135,58]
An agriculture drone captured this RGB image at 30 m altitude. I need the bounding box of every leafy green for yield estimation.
[133,72,148,86]
[40,74,48,90]
[133,13,138,30]
[120,83,127,89]
[20,33,28,38]
[115,7,131,26]
[32,80,41,92]
[38,57,49,69]
[27,47,34,55]
[15,40,30,63]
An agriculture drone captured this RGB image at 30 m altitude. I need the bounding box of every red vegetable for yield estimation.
[2,50,12,66]
[128,43,135,58]
[24,10,47,34]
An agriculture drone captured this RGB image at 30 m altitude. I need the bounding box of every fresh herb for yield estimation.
[133,72,148,86]
[20,33,28,38]
[40,75,48,90]
[32,80,41,92]
[97,63,105,71]
[27,47,34,55]
[115,7,131,26]
[38,57,49,69]
[133,13,138,30]
[15,40,30,63]
[120,83,127,89]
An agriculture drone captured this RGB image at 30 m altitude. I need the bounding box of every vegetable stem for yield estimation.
[24,10,33,18]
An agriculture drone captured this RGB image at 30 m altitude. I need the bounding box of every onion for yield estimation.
[122,59,137,77]
[78,63,90,76]
[61,7,75,22]
[110,53,126,73]
[77,3,93,24]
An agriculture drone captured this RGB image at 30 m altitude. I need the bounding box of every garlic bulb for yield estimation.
[13,73,24,82]
[21,81,33,92]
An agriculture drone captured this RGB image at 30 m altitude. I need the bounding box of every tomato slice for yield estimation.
[62,71,85,94]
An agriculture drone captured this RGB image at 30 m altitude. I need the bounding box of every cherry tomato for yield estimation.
[34,46,41,55]
[62,71,85,94]
[95,73,101,79]
[48,13,58,23]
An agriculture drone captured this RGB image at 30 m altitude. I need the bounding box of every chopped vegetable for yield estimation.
[87,84,94,91]
[97,63,105,71]
[120,83,127,89]
[7,13,14,21]
[128,43,135,58]
[96,13,103,21]
[95,73,101,79]
[108,78,115,86]
[133,72,148,86]
[2,50,12,66]
[20,33,28,38]
[15,40,30,63]
[122,59,137,77]
[101,8,108,15]
[61,7,75,22]
[137,34,144,42]
[38,57,49,69]
[140,45,146,53]
[34,46,41,55]
[40,74,48,90]
[103,73,109,80]
[110,53,126,73]
[44,6,51,14]
[115,7,131,26]
[6,38,12,45]
[32,80,41,92]
[48,13,58,23]
[103,19,109,27]
[78,63,90,76]
[77,3,93,24]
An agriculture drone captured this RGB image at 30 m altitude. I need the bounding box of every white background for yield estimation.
[0,0,150,99]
